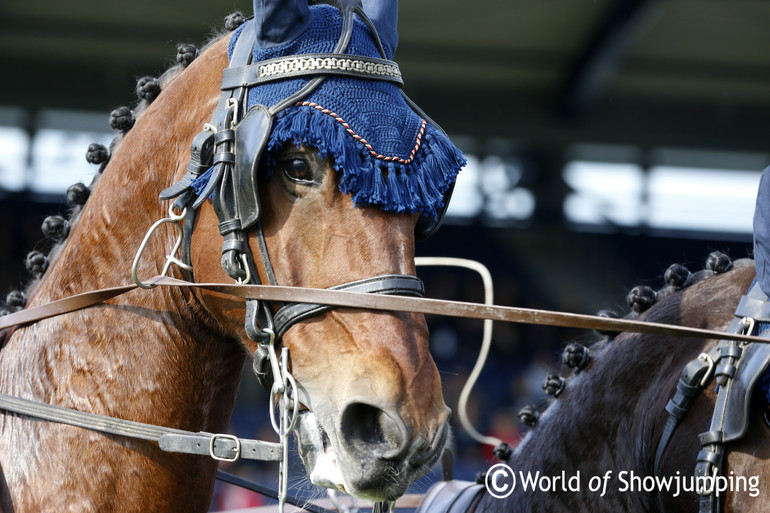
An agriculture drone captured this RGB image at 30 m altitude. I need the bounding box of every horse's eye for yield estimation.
[281,158,315,185]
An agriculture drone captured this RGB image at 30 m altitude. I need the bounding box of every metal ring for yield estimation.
[168,204,187,222]
[226,97,239,128]
[284,369,300,434]
[269,383,281,436]
[132,207,192,288]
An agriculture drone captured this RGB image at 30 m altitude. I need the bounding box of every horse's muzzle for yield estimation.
[295,405,450,500]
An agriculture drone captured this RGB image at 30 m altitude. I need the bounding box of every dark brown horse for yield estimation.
[418,259,768,513]
[0,29,449,512]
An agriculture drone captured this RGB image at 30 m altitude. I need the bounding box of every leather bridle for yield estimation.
[654,281,770,513]
[157,1,452,390]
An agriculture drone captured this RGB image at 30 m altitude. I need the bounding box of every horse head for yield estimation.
[0,3,463,511]
[161,2,463,502]
[193,143,450,499]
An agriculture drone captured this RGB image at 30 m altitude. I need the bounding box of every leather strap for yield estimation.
[5,275,770,345]
[273,274,424,337]
[415,481,485,513]
[654,344,721,476]
[0,393,281,462]
[734,282,770,321]
[221,53,403,89]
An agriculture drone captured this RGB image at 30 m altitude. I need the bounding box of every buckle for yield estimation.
[210,433,241,462]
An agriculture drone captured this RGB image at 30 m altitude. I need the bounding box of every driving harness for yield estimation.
[654,280,770,513]
[408,281,770,513]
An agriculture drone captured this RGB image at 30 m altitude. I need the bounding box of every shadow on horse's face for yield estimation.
[193,144,450,501]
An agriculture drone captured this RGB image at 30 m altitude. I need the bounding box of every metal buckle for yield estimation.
[738,316,756,337]
[236,253,252,284]
[210,433,241,462]
[226,97,239,129]
[697,467,719,496]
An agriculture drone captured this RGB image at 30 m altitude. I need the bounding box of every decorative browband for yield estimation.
[221,53,403,90]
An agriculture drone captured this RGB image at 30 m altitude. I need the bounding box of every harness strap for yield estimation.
[653,344,720,475]
[694,324,751,513]
[221,53,403,89]
[735,295,770,322]
[273,274,424,337]
[5,276,770,344]
[654,280,770,513]
[0,393,281,462]
[695,388,730,513]
[415,481,484,513]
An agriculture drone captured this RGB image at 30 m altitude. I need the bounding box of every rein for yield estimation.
[3,274,770,345]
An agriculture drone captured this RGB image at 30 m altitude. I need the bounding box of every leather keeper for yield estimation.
[213,152,236,166]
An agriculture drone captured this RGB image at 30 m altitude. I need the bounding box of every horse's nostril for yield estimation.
[339,402,409,460]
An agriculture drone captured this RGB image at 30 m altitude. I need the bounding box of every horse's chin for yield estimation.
[295,410,347,493]
[295,410,448,501]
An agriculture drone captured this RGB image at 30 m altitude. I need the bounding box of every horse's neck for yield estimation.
[8,33,232,399]
[477,265,754,513]
[0,36,244,511]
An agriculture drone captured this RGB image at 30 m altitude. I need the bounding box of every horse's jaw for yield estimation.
[295,409,450,501]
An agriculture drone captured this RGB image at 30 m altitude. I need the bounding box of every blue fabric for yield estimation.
[743,280,770,403]
[362,0,399,57]
[224,3,465,217]
[252,0,312,49]
[754,166,770,297]
[752,167,770,402]
[759,371,770,403]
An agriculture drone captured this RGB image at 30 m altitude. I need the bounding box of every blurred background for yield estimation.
[1,0,768,509]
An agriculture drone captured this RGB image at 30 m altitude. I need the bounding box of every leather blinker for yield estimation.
[234,104,273,231]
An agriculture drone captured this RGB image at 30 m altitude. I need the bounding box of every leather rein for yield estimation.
[3,274,770,346]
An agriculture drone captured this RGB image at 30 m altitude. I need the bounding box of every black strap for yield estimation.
[415,481,484,513]
[693,314,756,513]
[734,281,770,321]
[273,274,425,338]
[653,345,719,476]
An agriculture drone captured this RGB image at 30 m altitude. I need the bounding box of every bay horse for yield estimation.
[0,20,450,513]
[418,258,769,513]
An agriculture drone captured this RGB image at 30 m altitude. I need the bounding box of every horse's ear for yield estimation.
[252,0,312,49]
[234,104,273,230]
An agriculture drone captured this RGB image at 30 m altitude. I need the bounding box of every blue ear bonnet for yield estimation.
[227,4,465,216]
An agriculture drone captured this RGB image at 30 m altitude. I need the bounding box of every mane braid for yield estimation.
[500,259,755,510]
[516,252,751,443]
